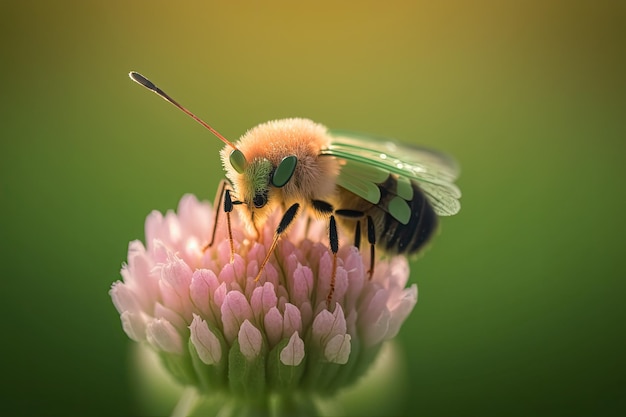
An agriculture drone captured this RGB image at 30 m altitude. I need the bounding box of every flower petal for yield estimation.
[311,304,347,346]
[264,306,283,348]
[324,334,351,364]
[189,314,222,365]
[110,282,139,315]
[280,331,305,366]
[190,269,219,321]
[282,303,302,340]
[290,264,314,308]
[146,318,183,354]
[385,284,418,340]
[221,291,253,344]
[250,282,277,321]
[120,311,146,342]
[238,319,263,360]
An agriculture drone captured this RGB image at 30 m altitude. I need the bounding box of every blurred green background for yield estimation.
[1,1,624,416]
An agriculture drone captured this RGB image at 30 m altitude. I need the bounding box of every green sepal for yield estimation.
[299,336,341,394]
[228,337,268,400]
[272,393,322,417]
[267,337,305,392]
[345,343,382,389]
[157,349,198,387]
[188,326,229,394]
[229,149,247,174]
[324,333,369,394]
[271,155,298,188]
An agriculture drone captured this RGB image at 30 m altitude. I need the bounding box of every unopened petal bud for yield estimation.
[146,318,183,355]
[189,314,222,365]
[221,291,253,344]
[238,320,263,361]
[280,331,305,366]
[324,333,351,364]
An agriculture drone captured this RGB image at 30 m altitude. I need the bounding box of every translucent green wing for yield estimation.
[321,130,461,217]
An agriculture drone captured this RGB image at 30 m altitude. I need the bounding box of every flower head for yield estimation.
[111,194,417,406]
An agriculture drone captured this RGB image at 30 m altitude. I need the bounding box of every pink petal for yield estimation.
[144,210,164,248]
[217,240,233,267]
[299,301,313,330]
[360,288,389,325]
[238,320,263,360]
[221,291,253,344]
[362,307,390,347]
[154,302,187,331]
[282,303,302,340]
[124,243,158,308]
[280,331,305,366]
[329,304,347,339]
[146,318,183,354]
[190,269,219,320]
[250,282,277,320]
[213,282,227,311]
[315,252,333,304]
[311,304,342,338]
[162,210,182,246]
[331,266,349,305]
[159,254,193,299]
[324,334,351,364]
[387,257,410,288]
[291,264,313,308]
[177,194,212,239]
[110,282,139,315]
[120,311,146,342]
[343,247,365,312]
[385,284,418,340]
[264,306,283,347]
[189,314,222,365]
[150,239,169,264]
[219,259,238,286]
[311,309,334,346]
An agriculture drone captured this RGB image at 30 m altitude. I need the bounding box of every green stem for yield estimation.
[171,387,199,417]
[218,397,271,417]
[215,394,321,417]
[273,393,321,417]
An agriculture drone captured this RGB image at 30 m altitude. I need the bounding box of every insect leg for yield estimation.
[335,209,365,250]
[353,220,361,249]
[202,180,240,263]
[223,190,236,263]
[366,215,376,279]
[327,214,339,307]
[254,203,300,282]
[335,209,375,278]
[203,179,228,251]
[312,200,341,307]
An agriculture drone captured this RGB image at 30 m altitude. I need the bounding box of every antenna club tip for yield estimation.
[129,71,144,82]
[129,71,156,91]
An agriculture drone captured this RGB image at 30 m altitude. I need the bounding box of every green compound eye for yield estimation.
[271,155,298,188]
[229,149,247,174]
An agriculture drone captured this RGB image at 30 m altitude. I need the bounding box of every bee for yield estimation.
[129,72,461,304]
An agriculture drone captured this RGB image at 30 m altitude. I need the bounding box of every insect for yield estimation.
[129,71,461,305]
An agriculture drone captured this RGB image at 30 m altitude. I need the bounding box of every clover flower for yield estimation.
[110,194,417,415]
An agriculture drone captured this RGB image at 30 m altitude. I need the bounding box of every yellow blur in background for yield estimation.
[1,1,624,416]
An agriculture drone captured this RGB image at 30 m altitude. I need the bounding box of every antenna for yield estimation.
[129,71,238,150]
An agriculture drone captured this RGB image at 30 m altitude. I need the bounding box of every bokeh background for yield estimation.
[1,1,624,416]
